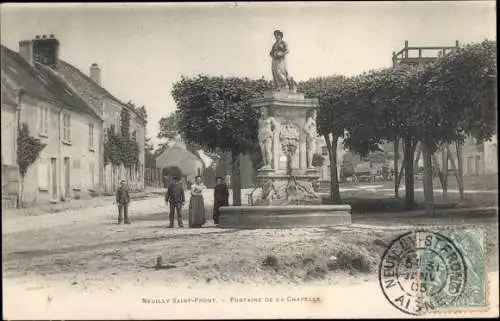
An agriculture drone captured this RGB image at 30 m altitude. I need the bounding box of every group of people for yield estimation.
[114,176,230,228]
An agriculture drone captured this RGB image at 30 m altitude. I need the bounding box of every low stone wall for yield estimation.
[219,205,351,229]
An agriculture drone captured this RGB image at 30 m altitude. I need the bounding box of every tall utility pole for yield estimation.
[391,40,464,210]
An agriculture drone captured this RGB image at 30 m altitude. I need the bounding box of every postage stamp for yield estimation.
[1,2,496,319]
[378,227,488,316]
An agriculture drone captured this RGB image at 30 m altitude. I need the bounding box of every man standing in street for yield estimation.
[213,176,229,225]
[166,176,185,228]
[116,180,130,224]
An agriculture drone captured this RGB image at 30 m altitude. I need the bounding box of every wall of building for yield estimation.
[17,94,45,204]
[1,103,17,166]
[18,93,102,204]
[316,136,347,182]
[483,136,498,174]
[102,99,146,191]
[1,102,18,195]
[156,145,204,182]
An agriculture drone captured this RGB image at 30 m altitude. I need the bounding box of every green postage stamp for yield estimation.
[379,227,488,316]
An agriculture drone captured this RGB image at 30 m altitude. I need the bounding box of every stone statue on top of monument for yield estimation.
[270,29,295,91]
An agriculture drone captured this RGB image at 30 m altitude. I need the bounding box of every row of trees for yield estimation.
[169,40,496,210]
[298,40,496,213]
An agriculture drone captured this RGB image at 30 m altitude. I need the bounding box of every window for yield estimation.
[63,112,71,142]
[88,123,95,149]
[321,147,328,156]
[132,130,137,141]
[115,114,120,130]
[39,105,49,136]
[99,101,105,116]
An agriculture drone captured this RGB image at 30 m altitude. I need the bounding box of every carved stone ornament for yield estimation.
[279,121,300,156]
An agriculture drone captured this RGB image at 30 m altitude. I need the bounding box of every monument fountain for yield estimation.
[218,30,352,228]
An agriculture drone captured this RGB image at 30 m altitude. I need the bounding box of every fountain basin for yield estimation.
[218,205,351,229]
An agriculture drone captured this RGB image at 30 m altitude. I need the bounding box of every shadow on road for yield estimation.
[132,211,169,222]
[4,229,241,261]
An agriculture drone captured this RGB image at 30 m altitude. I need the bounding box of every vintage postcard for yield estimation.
[1,1,498,319]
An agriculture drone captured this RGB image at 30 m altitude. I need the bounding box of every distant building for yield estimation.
[462,135,498,175]
[433,135,498,176]
[316,136,347,181]
[2,42,102,204]
[155,141,205,183]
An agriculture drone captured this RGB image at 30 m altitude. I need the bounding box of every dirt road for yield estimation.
[3,196,499,319]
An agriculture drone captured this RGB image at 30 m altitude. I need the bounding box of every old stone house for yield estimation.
[461,135,498,175]
[1,75,19,201]
[17,35,147,193]
[2,42,103,205]
[432,135,498,176]
[156,141,205,183]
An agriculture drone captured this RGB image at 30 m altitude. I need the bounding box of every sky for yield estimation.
[1,1,496,147]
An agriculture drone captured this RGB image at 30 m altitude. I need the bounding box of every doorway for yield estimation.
[64,157,70,198]
[475,155,481,175]
[51,157,57,200]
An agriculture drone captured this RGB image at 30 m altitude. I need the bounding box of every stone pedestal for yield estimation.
[219,89,352,229]
[251,90,321,206]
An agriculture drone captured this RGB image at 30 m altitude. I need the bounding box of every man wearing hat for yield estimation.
[166,176,185,228]
[116,180,131,224]
[213,176,229,225]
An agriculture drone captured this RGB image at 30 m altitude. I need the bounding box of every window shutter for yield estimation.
[44,106,48,134]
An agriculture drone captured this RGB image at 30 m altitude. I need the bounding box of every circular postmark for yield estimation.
[378,230,468,315]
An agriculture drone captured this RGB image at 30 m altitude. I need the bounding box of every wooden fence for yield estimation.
[103,163,145,193]
[145,167,163,188]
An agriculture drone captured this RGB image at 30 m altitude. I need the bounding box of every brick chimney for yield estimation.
[19,40,34,65]
[18,34,60,67]
[90,63,101,86]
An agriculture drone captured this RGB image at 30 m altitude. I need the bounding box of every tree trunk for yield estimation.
[422,142,435,215]
[441,145,448,197]
[394,139,400,198]
[455,141,465,201]
[446,145,461,196]
[324,134,340,203]
[432,153,446,197]
[231,151,242,206]
[17,175,24,209]
[403,136,416,210]
[414,143,422,170]
[395,157,404,194]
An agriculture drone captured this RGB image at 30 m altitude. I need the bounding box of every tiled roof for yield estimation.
[55,60,146,122]
[1,74,18,106]
[1,45,100,120]
[55,60,111,114]
[1,45,54,102]
[36,63,101,120]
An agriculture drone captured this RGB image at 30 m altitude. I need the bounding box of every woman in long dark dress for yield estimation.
[188,176,206,228]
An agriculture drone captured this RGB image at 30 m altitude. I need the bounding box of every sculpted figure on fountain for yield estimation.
[258,107,280,170]
[303,109,319,169]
